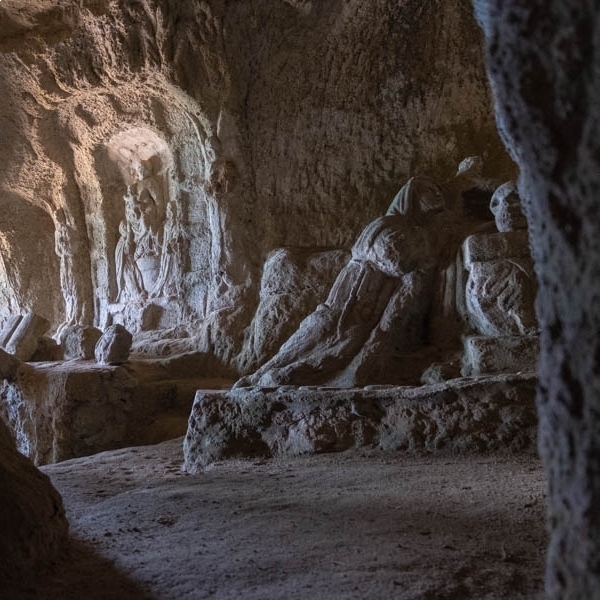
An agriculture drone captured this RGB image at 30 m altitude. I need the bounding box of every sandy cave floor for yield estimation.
[16,439,546,599]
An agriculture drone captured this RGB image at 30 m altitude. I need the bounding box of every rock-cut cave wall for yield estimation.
[0,0,513,370]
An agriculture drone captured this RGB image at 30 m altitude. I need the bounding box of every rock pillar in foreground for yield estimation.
[474,1,600,596]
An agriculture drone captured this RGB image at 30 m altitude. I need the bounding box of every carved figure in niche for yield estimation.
[152,201,187,299]
[116,187,147,302]
[114,159,168,302]
[235,159,486,388]
[129,160,164,292]
[54,209,84,335]
[464,181,537,338]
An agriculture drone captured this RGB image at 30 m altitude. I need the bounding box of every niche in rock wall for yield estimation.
[100,127,190,333]
[0,195,61,328]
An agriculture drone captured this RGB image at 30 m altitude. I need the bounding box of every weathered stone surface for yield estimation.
[4,312,50,361]
[0,347,22,382]
[60,325,102,360]
[0,315,22,348]
[31,336,62,362]
[461,185,538,370]
[475,2,600,596]
[0,416,68,585]
[238,247,350,373]
[462,335,539,376]
[0,357,231,465]
[465,256,538,337]
[0,0,512,370]
[184,374,537,471]
[463,230,531,266]
[489,180,528,232]
[95,324,132,365]
[236,165,496,388]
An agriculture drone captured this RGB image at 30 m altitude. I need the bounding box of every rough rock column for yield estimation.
[473,1,600,597]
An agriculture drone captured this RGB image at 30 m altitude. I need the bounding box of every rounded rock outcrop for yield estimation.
[0,418,68,585]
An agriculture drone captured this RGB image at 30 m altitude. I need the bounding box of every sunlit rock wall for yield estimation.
[0,0,513,369]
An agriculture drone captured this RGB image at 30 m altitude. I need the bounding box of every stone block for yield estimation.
[463,230,531,267]
[0,359,229,464]
[95,324,132,365]
[0,348,22,382]
[183,374,538,471]
[0,315,23,348]
[30,336,61,362]
[60,325,102,360]
[5,313,50,361]
[462,335,539,376]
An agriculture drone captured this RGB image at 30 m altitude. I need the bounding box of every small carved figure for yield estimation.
[153,201,186,298]
[54,209,84,334]
[115,190,146,302]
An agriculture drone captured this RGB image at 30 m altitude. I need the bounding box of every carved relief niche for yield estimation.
[103,127,186,331]
[0,195,61,329]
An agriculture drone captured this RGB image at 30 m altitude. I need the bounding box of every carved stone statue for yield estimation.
[235,159,486,388]
[54,209,84,335]
[462,181,539,375]
[152,201,186,299]
[115,189,146,303]
[464,181,537,337]
[115,167,165,303]
[131,165,163,292]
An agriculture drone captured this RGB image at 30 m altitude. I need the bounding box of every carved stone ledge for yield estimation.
[183,373,538,472]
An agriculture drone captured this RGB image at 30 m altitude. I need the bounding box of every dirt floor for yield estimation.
[13,439,547,599]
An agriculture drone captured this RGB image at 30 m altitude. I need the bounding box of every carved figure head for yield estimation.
[387,176,447,223]
[456,156,484,179]
[490,181,527,232]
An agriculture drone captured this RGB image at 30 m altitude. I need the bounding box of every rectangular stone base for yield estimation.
[0,357,232,465]
[462,335,539,376]
[183,374,538,471]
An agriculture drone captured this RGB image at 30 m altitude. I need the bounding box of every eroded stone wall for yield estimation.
[0,0,512,369]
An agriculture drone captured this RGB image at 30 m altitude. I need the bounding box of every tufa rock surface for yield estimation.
[94,324,132,365]
[0,0,513,370]
[0,416,68,586]
[0,356,231,465]
[184,374,537,471]
[475,1,600,596]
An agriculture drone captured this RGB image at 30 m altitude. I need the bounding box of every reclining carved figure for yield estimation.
[235,159,487,388]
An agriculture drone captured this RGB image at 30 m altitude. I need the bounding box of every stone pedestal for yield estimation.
[183,374,537,472]
[462,335,539,376]
[0,356,232,464]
